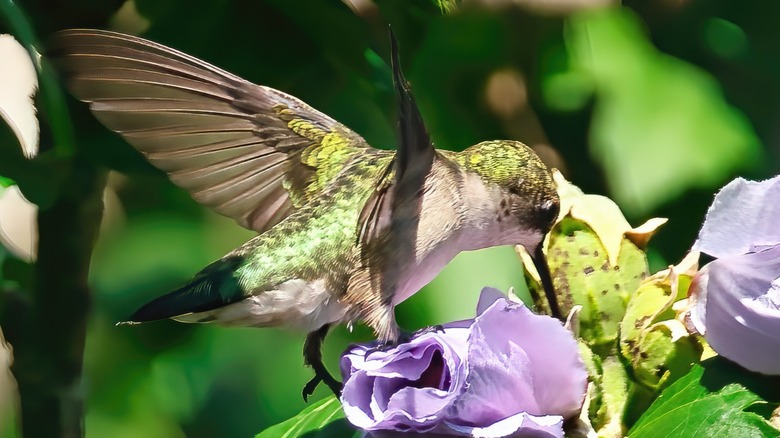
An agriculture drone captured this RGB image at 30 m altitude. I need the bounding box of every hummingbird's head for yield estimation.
[454,140,563,319]
[455,140,560,250]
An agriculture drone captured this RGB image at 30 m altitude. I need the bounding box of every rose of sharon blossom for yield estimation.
[690,176,780,375]
[340,288,587,437]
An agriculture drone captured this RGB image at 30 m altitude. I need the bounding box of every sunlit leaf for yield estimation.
[565,8,762,216]
[256,396,358,438]
[434,0,459,14]
[630,362,780,438]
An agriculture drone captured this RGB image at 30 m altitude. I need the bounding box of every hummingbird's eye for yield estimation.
[538,198,560,229]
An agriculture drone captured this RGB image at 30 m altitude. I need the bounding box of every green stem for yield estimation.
[1,2,103,435]
[10,158,105,437]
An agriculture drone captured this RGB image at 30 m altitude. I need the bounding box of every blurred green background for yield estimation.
[0,0,778,436]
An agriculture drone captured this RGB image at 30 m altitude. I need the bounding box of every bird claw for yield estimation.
[302,325,342,402]
[302,372,343,402]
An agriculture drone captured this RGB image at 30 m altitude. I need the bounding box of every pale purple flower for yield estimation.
[689,176,780,375]
[340,288,587,437]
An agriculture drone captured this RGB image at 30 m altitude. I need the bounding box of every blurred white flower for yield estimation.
[0,327,19,435]
[0,186,37,262]
[0,34,39,159]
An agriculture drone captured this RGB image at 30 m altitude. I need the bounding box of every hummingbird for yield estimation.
[49,28,561,399]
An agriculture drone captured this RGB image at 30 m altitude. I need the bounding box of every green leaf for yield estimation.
[435,0,460,14]
[630,362,780,438]
[565,8,762,216]
[0,176,13,189]
[256,396,359,438]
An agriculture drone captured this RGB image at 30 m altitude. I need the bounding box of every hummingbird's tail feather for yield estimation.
[119,257,245,324]
[120,282,225,324]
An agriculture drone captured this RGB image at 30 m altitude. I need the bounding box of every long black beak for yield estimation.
[531,243,563,321]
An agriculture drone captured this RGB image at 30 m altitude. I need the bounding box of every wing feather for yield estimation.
[50,29,377,233]
[357,29,433,246]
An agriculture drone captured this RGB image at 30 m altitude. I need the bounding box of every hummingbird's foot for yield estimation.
[302,324,342,402]
[302,371,343,402]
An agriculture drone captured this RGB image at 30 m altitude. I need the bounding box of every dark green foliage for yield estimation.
[1,0,779,436]
[630,359,780,437]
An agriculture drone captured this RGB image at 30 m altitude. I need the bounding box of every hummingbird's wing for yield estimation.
[358,29,434,245]
[49,29,377,233]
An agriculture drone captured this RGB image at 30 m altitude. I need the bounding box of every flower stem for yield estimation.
[9,157,105,437]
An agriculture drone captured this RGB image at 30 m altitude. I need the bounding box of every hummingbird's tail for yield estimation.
[117,256,245,325]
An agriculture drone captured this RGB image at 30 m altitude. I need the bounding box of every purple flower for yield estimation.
[689,176,780,375]
[340,288,587,437]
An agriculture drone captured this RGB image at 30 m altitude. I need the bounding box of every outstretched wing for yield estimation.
[49,29,376,233]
